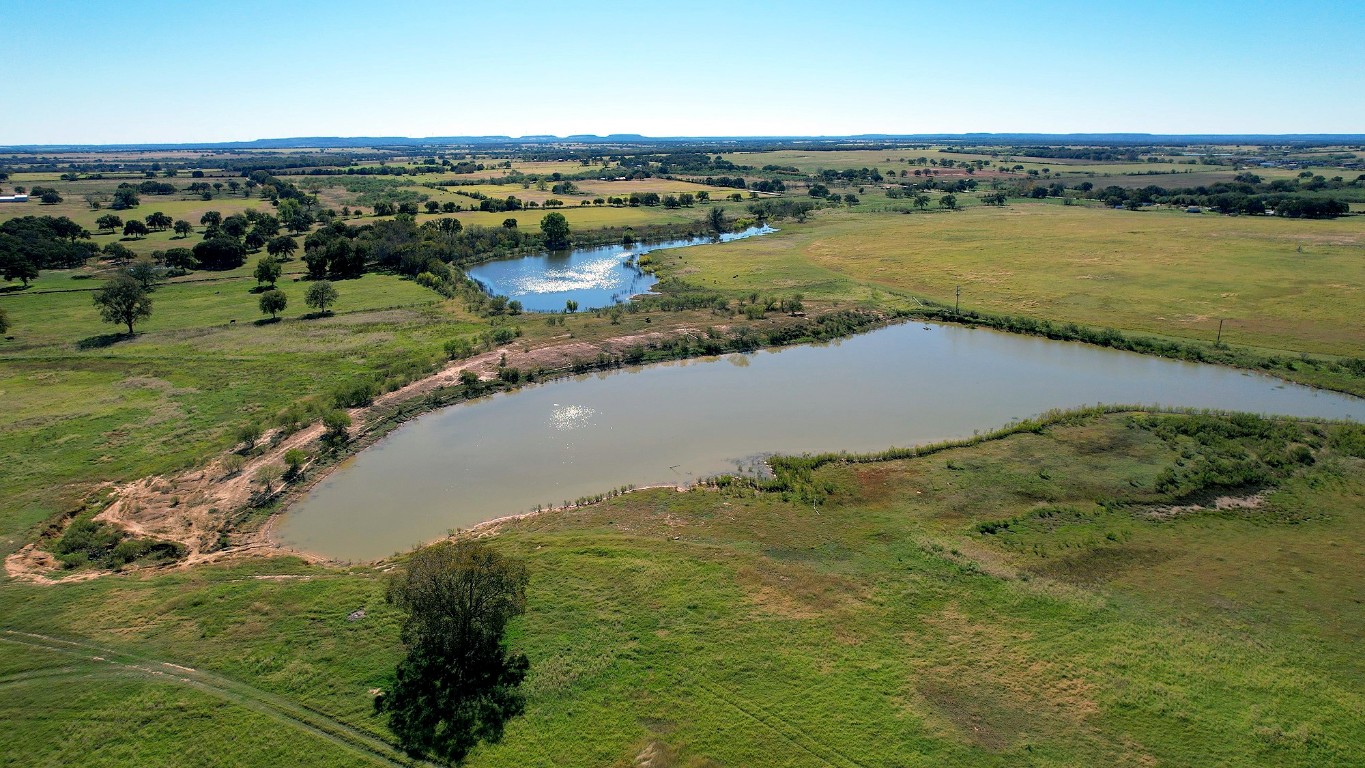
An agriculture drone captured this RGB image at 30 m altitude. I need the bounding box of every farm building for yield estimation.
[0,193,29,202]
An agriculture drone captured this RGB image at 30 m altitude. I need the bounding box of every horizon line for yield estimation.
[5,132,1365,152]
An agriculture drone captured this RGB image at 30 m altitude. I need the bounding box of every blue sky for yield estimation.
[2,0,1362,144]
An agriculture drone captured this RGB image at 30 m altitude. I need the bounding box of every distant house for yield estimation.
[0,193,29,203]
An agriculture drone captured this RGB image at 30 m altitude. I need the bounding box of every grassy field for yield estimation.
[657,202,1365,356]
[2,412,1361,766]
[3,145,1364,767]
[0,267,474,553]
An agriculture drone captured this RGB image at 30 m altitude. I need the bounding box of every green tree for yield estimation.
[283,448,308,479]
[564,299,578,313]
[237,422,263,452]
[0,306,8,335]
[502,218,517,229]
[101,242,135,266]
[253,463,283,495]
[912,194,930,210]
[111,189,139,210]
[93,273,152,335]
[40,190,63,204]
[266,235,298,261]
[383,540,529,765]
[707,205,727,234]
[145,211,173,231]
[254,256,282,287]
[125,257,160,291]
[200,210,223,229]
[221,214,249,239]
[539,212,570,249]
[172,219,194,238]
[258,288,287,319]
[305,280,338,314]
[939,194,958,210]
[1,250,38,287]
[163,247,195,269]
[96,214,123,234]
[322,409,351,442]
[193,237,247,270]
[122,219,150,239]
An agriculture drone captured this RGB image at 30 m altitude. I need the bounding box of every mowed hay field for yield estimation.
[2,413,1362,767]
[662,203,1365,356]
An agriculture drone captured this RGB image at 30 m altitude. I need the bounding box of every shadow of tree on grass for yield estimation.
[75,332,131,350]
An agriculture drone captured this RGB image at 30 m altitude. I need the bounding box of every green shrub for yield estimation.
[333,380,377,408]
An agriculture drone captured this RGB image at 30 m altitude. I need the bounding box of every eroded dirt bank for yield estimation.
[5,324,750,583]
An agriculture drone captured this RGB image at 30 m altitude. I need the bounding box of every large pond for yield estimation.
[277,322,1365,560]
[465,225,775,311]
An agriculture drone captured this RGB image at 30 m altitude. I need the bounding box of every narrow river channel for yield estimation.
[276,322,1365,561]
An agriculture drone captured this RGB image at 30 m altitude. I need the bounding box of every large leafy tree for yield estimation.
[539,212,570,250]
[122,219,150,239]
[707,205,726,234]
[384,540,529,765]
[145,211,173,231]
[93,273,152,335]
[266,235,297,261]
[96,214,123,233]
[304,280,338,314]
[254,256,282,287]
[193,237,247,271]
[258,289,287,319]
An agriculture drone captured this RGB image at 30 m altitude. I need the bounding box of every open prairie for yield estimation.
[658,202,1365,356]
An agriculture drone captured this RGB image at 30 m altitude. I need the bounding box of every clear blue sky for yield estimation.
[3,0,1362,144]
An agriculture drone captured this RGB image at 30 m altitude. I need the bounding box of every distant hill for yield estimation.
[3,133,1363,152]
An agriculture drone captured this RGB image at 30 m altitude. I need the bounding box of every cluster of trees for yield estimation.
[130,180,177,196]
[747,199,817,222]
[701,175,749,189]
[817,167,884,183]
[1,215,96,286]
[1078,178,1356,218]
[303,223,367,279]
[650,152,750,175]
[1005,146,1144,161]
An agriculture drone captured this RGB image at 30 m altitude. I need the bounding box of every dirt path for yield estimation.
[6,326,714,582]
[0,629,434,767]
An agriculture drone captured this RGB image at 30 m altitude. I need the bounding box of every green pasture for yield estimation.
[0,270,469,550]
[657,201,1365,356]
[2,413,1361,766]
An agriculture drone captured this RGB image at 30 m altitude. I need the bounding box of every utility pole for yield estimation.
[1216,318,1225,347]
[955,285,961,315]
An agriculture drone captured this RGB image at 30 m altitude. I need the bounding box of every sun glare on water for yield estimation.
[513,257,624,294]
[551,404,598,431]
